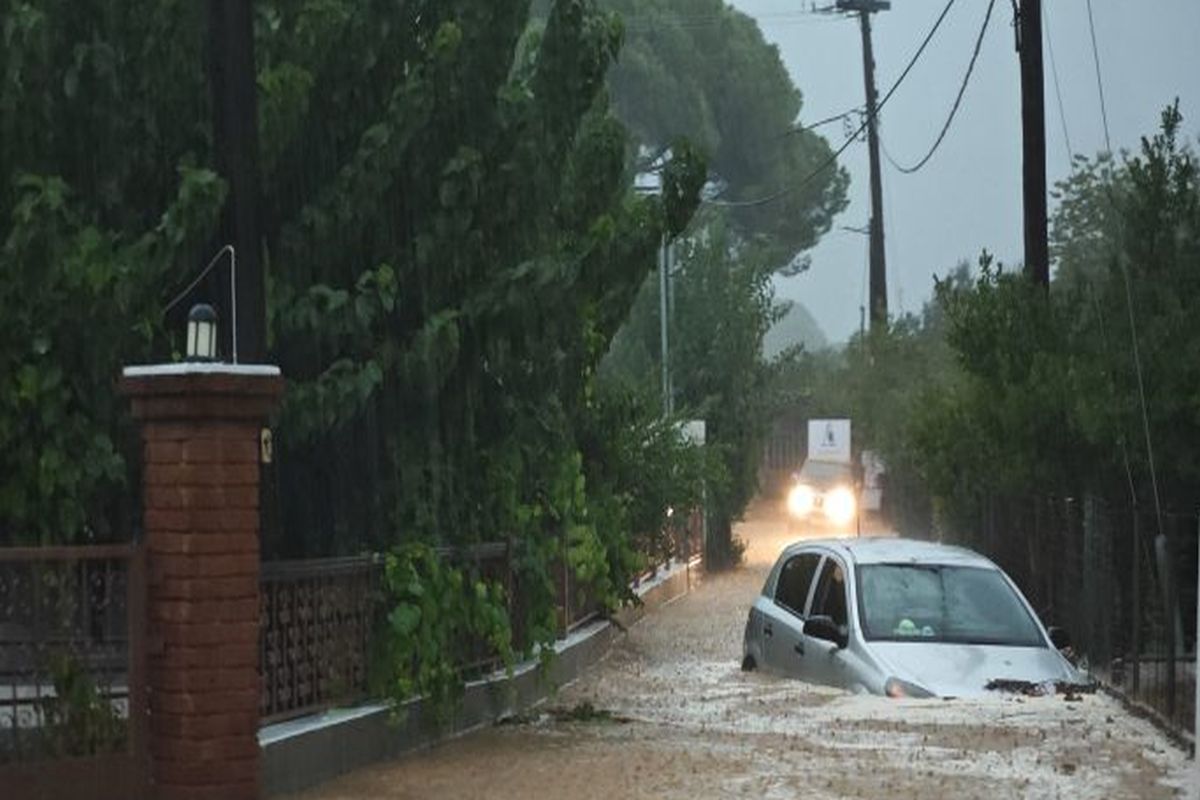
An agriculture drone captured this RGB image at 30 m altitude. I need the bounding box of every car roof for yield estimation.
[779,536,997,570]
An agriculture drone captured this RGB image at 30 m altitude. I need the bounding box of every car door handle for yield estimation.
[794,642,805,657]
[763,623,773,638]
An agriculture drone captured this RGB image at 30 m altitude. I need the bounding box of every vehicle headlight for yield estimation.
[824,486,856,525]
[786,484,816,517]
[884,677,934,699]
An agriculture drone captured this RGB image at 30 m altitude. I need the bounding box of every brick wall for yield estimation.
[122,367,282,800]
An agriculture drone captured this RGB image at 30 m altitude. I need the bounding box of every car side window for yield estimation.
[774,553,821,616]
[809,558,848,627]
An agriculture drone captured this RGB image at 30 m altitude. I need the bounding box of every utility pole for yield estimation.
[1016,0,1049,287]
[208,0,266,361]
[838,0,890,327]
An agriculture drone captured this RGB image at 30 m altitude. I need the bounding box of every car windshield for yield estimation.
[797,460,852,488]
[857,564,1045,647]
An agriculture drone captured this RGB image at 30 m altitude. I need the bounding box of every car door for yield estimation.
[802,555,853,688]
[761,551,821,676]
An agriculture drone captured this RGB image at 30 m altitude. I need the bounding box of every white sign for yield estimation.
[807,418,851,464]
[679,420,706,446]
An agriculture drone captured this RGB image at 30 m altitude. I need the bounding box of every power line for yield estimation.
[873,0,959,121]
[1042,0,1073,160]
[1085,280,1139,509]
[163,245,235,315]
[1120,244,1166,540]
[781,108,862,138]
[882,0,996,174]
[1084,0,1113,153]
[705,0,960,208]
[1081,1,1160,535]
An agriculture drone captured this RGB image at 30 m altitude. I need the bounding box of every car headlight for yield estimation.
[884,677,934,699]
[824,486,856,525]
[786,484,816,517]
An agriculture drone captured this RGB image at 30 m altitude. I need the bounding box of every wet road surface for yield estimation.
[301,499,1191,799]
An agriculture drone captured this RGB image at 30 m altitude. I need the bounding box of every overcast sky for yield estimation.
[726,0,1200,342]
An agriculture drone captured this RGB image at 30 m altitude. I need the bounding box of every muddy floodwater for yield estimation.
[302,500,1192,799]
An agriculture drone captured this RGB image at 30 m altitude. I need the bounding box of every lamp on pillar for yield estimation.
[186,303,219,362]
[163,244,239,363]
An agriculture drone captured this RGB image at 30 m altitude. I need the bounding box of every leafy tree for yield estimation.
[595,1,850,565]
[1,0,713,711]
[900,254,1087,534]
[771,272,959,537]
[666,218,783,565]
[254,0,714,695]
[601,0,848,266]
[790,105,1200,540]
[0,0,224,543]
[1052,103,1200,508]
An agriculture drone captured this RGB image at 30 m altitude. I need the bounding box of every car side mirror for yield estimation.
[803,615,848,649]
[1047,626,1071,651]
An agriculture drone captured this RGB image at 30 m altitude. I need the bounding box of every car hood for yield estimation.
[867,641,1079,697]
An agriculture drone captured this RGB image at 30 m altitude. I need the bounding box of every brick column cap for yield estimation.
[119,363,284,422]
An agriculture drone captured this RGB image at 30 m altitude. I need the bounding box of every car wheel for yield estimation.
[741,654,756,672]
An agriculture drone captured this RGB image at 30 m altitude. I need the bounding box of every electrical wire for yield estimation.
[1084,0,1113,153]
[1042,0,1074,160]
[1119,241,1166,540]
[162,245,234,315]
[1083,0,1163,537]
[705,0,960,208]
[882,0,996,174]
[781,108,862,138]
[1085,280,1139,511]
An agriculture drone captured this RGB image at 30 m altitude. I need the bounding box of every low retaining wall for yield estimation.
[260,557,701,796]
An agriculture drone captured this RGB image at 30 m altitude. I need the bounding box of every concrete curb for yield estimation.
[260,557,702,796]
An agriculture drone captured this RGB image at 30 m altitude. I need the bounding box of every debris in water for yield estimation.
[547,701,633,724]
[984,679,1098,697]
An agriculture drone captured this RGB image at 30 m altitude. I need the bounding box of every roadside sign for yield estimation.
[679,419,706,446]
[807,419,851,464]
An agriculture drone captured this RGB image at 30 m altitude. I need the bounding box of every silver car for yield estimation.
[742,538,1081,697]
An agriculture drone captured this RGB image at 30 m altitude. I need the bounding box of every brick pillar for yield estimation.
[120,364,283,800]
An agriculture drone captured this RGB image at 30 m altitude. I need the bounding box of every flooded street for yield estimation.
[302,500,1192,799]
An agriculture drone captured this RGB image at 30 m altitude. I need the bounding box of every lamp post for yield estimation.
[659,239,673,416]
[163,244,240,364]
[634,158,673,417]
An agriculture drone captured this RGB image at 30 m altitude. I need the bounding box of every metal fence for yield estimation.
[259,516,704,725]
[0,544,146,798]
[952,495,1197,740]
[259,555,384,724]
[259,542,527,723]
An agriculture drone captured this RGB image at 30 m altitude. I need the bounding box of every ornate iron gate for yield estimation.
[0,543,147,799]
